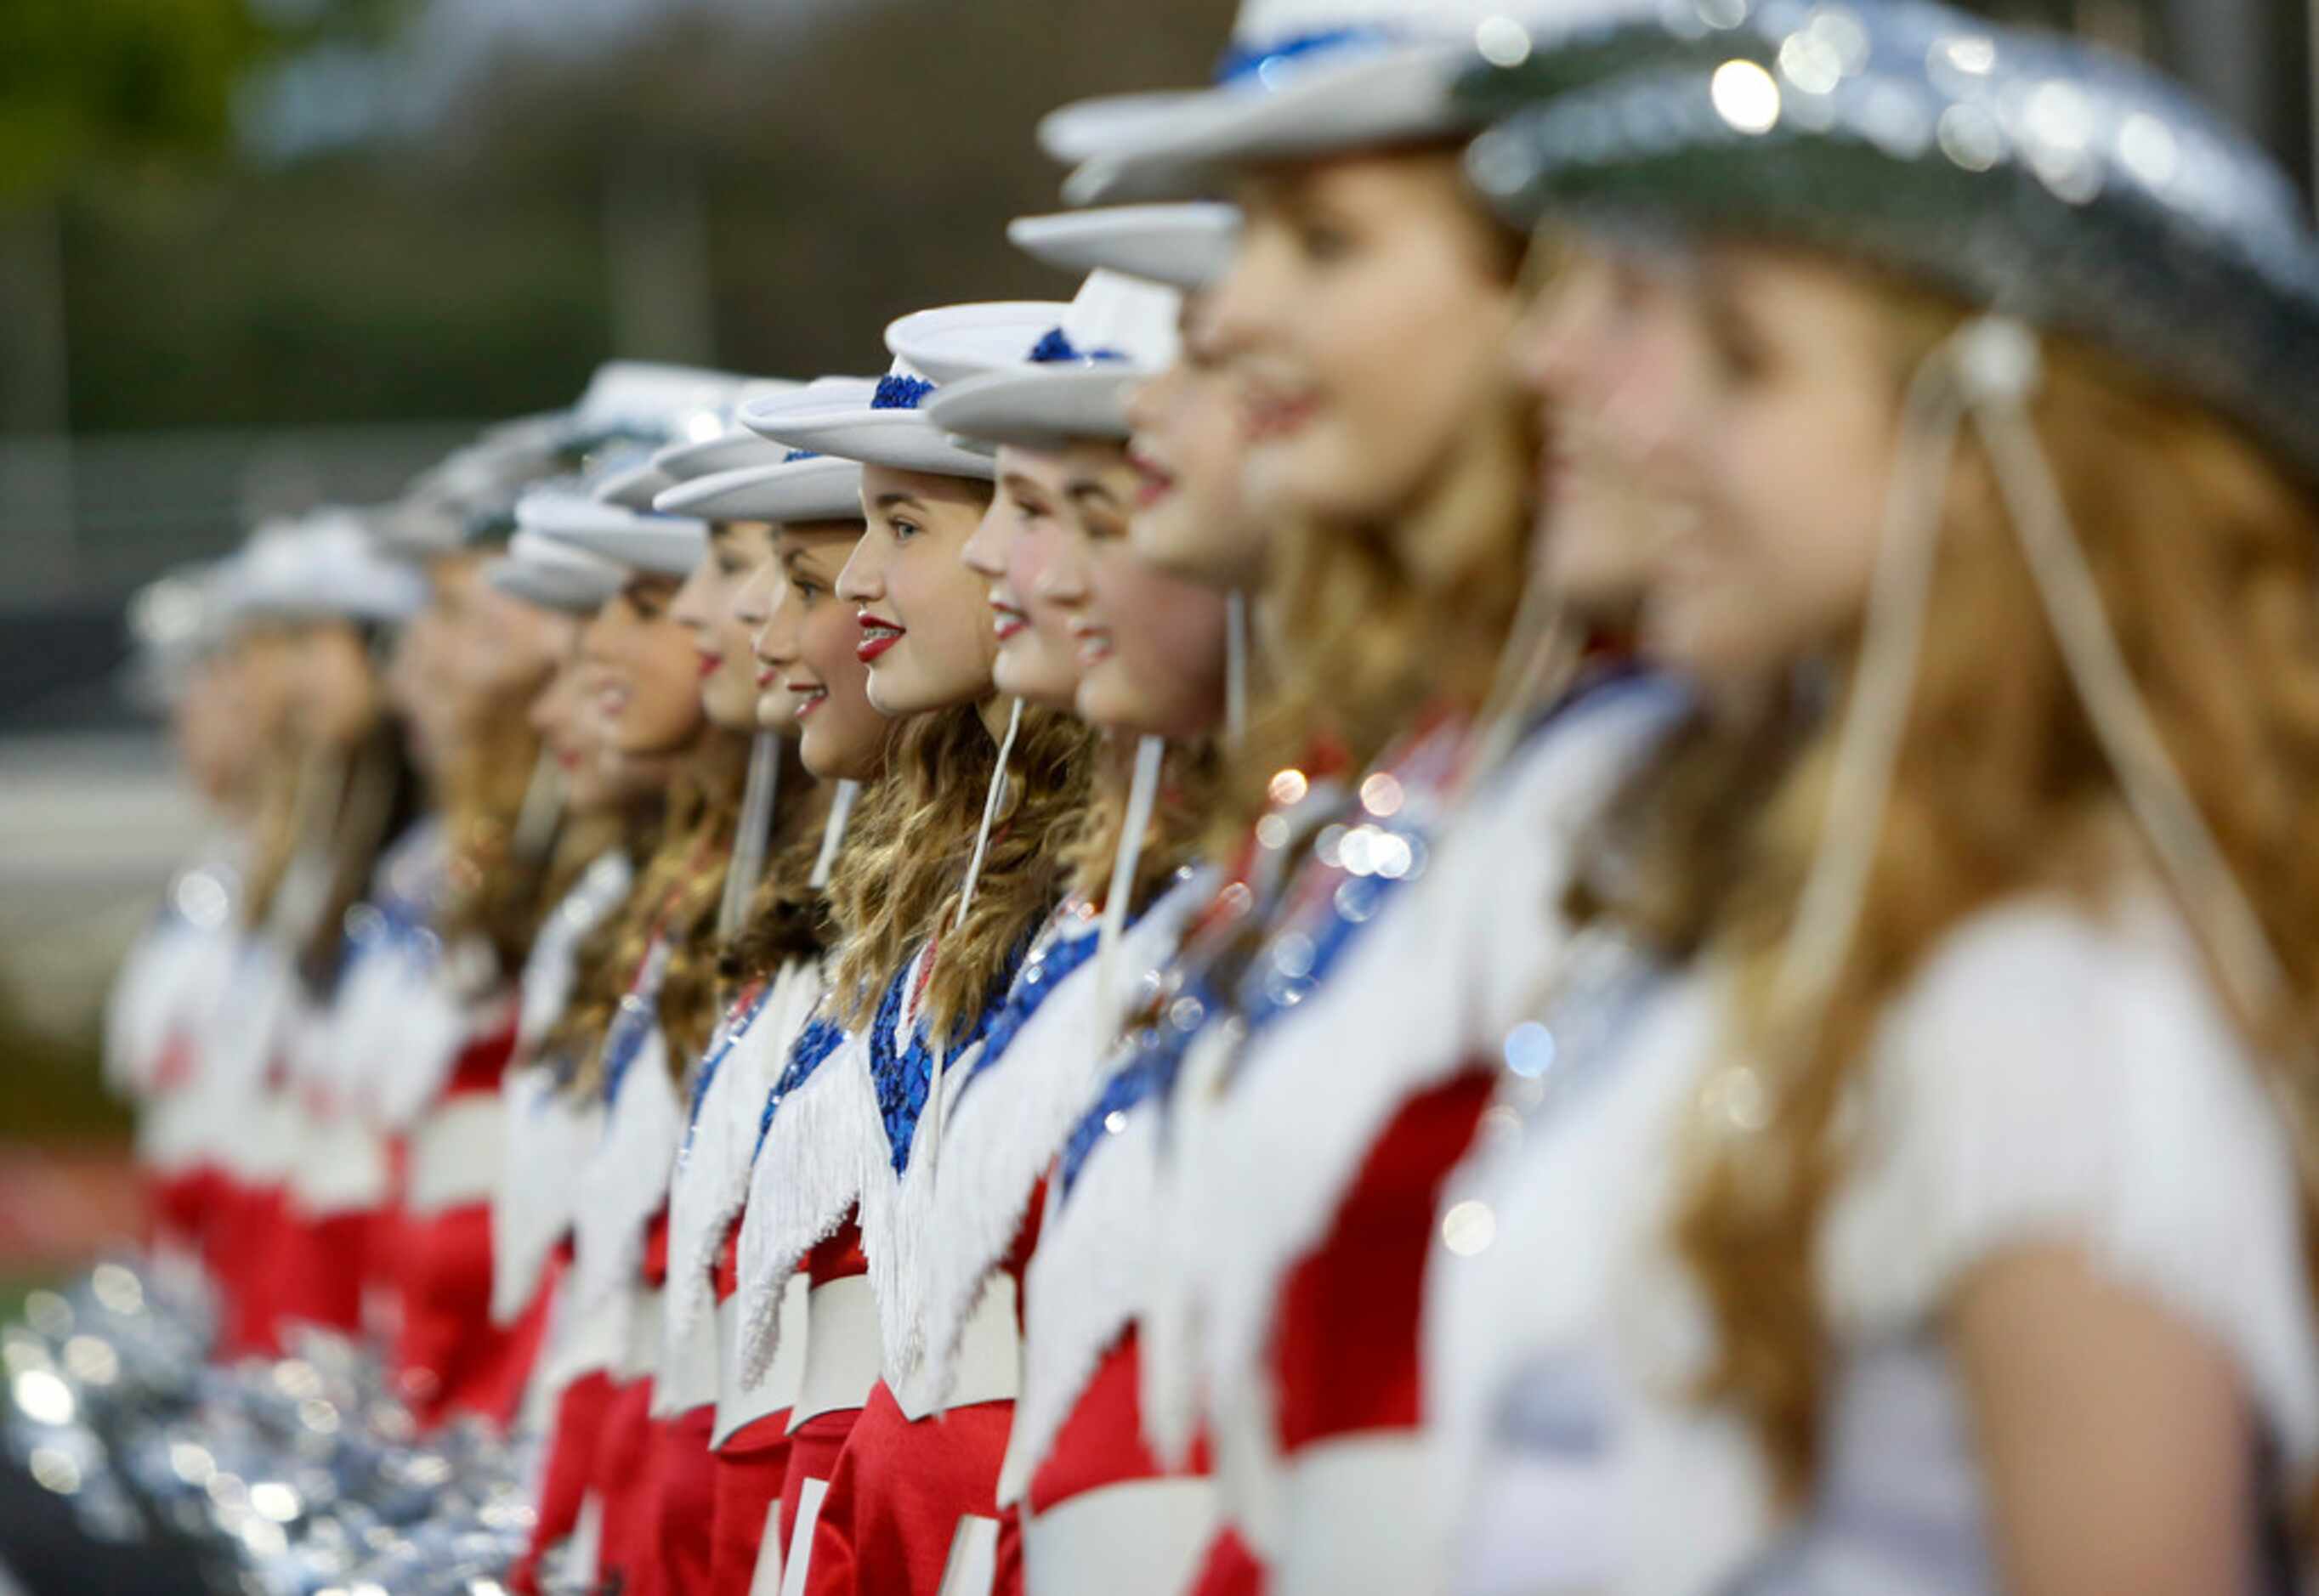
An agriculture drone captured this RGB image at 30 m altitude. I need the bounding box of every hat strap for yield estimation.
[810,780,861,891]
[1225,590,1250,750]
[927,694,1029,1189]
[1094,734,1170,1029]
[1964,325,2319,1193]
[717,731,783,943]
[1697,317,1972,1142]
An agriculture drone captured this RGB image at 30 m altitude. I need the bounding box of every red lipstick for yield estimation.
[856,612,904,665]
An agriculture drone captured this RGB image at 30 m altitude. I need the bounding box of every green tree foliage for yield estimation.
[0,0,277,201]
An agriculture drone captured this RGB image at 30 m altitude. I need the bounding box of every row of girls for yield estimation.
[110,0,2319,1590]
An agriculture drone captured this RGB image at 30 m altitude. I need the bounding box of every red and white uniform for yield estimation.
[524,935,683,1593]
[729,990,877,1592]
[1149,682,1674,1594]
[685,956,825,1595]
[496,852,629,1596]
[801,942,1026,1596]
[105,846,247,1275]
[892,876,1214,1596]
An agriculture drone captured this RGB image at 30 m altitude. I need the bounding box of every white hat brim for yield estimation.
[743,406,997,482]
[654,455,867,524]
[1007,205,1242,290]
[595,460,677,512]
[536,523,709,579]
[925,368,1140,449]
[517,493,710,578]
[1051,44,1470,206]
[484,556,623,616]
[651,428,790,484]
[882,302,1070,384]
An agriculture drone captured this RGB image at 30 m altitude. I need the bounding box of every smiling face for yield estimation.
[530,631,670,814]
[578,574,707,756]
[1051,440,1229,739]
[1125,299,1262,586]
[959,444,1089,710]
[836,465,999,716]
[1525,237,1902,697]
[1205,149,1520,529]
[756,520,887,781]
[672,519,780,731]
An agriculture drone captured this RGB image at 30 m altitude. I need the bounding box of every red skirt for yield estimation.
[710,1412,795,1595]
[273,1206,376,1338]
[208,1179,289,1359]
[802,1380,1018,1596]
[511,1367,615,1595]
[781,1405,861,1583]
[394,1200,543,1429]
[650,1404,720,1595]
[592,1376,661,1596]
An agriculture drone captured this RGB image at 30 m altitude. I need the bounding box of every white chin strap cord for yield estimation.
[511,745,568,870]
[717,731,782,944]
[1095,734,1169,1030]
[1745,315,2317,1189]
[809,779,860,892]
[1225,589,1250,750]
[926,696,1026,1186]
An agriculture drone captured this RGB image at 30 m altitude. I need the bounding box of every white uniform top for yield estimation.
[1432,891,2319,1595]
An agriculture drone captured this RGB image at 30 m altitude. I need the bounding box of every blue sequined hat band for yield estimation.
[1214,24,1396,88]
[871,374,936,411]
[1027,327,1130,365]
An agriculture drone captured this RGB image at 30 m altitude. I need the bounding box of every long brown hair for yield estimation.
[719,744,836,983]
[826,703,1095,1043]
[1211,370,1539,854]
[433,708,555,987]
[558,728,751,1094]
[1574,270,2319,1516]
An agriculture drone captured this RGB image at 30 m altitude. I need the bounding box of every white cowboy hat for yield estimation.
[1041,1,1588,204]
[222,510,427,625]
[516,484,709,579]
[484,529,630,615]
[646,379,806,489]
[924,269,1183,447]
[740,359,998,482]
[1007,203,1242,290]
[882,303,1071,384]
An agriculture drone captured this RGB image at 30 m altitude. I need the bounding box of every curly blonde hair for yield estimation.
[826,703,1096,1043]
[1572,267,2319,1525]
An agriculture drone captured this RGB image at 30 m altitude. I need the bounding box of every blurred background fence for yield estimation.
[0,0,2311,1254]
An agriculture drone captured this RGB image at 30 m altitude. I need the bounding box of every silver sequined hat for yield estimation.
[1460,0,2319,481]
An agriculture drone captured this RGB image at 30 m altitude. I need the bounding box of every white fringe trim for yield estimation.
[490,1067,601,1326]
[1138,1018,1240,1472]
[569,1026,683,1322]
[666,959,819,1347]
[890,880,1207,1418]
[734,1027,876,1387]
[999,1101,1158,1507]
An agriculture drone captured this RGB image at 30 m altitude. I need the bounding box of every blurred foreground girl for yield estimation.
[1436,7,2319,1590]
